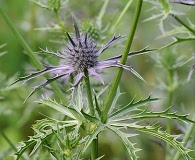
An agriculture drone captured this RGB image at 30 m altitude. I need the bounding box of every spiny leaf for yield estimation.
[108,87,123,115]
[15,119,76,160]
[38,97,84,121]
[160,37,195,49]
[32,0,65,11]
[107,125,140,160]
[111,122,192,160]
[72,83,84,113]
[81,110,100,123]
[109,95,159,119]
[95,85,109,99]
[23,73,67,102]
[157,25,190,39]
[130,67,146,82]
[94,94,102,118]
[82,123,105,153]
[112,107,195,124]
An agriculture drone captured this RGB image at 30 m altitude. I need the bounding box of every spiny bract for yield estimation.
[13,22,152,98]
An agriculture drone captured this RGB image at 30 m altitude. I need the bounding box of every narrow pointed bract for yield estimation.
[13,22,153,99]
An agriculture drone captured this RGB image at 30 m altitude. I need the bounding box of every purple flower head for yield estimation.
[13,22,152,98]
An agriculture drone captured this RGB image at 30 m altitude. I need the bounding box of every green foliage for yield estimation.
[0,0,194,160]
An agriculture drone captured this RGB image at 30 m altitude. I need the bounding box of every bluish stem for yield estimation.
[101,0,143,123]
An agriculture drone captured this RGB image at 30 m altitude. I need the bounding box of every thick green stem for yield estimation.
[0,6,67,105]
[101,0,143,123]
[90,138,98,160]
[170,14,195,35]
[83,69,97,159]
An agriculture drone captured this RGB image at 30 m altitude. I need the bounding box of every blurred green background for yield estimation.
[0,0,195,159]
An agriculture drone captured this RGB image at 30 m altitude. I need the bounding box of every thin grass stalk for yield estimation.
[101,0,143,123]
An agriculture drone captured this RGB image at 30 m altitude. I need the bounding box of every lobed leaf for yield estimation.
[111,107,195,124]
[15,118,76,160]
[109,95,159,119]
[38,97,84,121]
[107,125,140,160]
[160,37,195,50]
[82,123,105,153]
[110,122,193,160]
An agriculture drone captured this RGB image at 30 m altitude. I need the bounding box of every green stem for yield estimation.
[101,0,143,123]
[170,14,195,35]
[83,69,97,159]
[0,6,67,105]
[165,69,174,160]
[90,138,98,160]
[173,116,195,160]
[54,10,66,33]
[84,69,94,115]
[1,131,27,160]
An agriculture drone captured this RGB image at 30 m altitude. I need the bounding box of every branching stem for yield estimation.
[170,14,195,35]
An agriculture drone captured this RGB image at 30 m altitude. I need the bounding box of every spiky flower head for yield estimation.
[65,24,98,72]
[13,22,151,98]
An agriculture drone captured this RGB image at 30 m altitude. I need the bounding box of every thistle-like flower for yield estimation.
[13,22,152,98]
